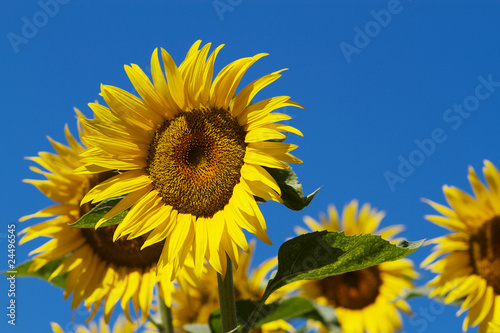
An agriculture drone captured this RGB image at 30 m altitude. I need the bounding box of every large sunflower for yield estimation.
[295,200,417,333]
[20,123,175,322]
[421,160,500,332]
[170,241,295,333]
[76,40,303,279]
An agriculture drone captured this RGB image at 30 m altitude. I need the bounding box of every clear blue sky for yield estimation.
[2,1,500,332]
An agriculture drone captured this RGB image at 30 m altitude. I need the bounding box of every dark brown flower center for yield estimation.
[470,216,500,293]
[321,266,382,309]
[79,172,162,268]
[147,107,246,218]
[80,225,163,268]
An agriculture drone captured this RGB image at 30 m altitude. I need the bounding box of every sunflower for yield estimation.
[170,241,295,333]
[50,316,138,333]
[75,40,303,279]
[421,160,500,332]
[295,200,417,333]
[19,122,175,322]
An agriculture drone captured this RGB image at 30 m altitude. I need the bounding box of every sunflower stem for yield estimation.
[158,292,174,333]
[217,256,239,333]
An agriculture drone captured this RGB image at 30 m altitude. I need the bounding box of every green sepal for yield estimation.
[69,195,128,228]
[264,166,320,211]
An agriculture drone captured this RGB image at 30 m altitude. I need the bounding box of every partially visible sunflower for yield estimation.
[170,241,295,333]
[76,40,303,279]
[51,315,138,333]
[295,200,417,333]
[20,121,175,322]
[421,160,500,332]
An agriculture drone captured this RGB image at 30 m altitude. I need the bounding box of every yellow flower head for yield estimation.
[422,160,500,332]
[76,40,303,279]
[20,121,175,322]
[296,200,417,333]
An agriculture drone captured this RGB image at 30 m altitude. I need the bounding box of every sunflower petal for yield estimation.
[82,170,151,205]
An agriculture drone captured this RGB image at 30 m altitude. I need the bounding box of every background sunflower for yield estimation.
[19,123,177,323]
[422,160,500,332]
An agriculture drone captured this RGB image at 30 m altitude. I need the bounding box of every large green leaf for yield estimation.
[6,259,68,289]
[70,195,128,228]
[241,231,422,332]
[264,167,320,211]
[209,297,340,333]
[266,231,422,295]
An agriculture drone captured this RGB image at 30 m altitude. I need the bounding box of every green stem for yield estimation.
[217,256,238,332]
[157,291,174,333]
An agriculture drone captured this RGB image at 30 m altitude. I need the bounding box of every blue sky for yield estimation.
[1,1,500,332]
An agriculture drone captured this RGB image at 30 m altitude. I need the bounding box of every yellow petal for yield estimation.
[50,322,65,333]
[161,48,186,110]
[240,163,281,195]
[244,150,289,169]
[232,69,287,117]
[96,184,153,228]
[194,217,209,277]
[81,170,151,205]
[211,53,267,109]
[199,44,224,106]
[125,63,171,118]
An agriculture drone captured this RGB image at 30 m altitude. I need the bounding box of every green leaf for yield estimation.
[254,297,339,330]
[254,297,312,327]
[265,231,423,295]
[241,231,423,332]
[69,195,128,228]
[264,167,320,211]
[6,259,68,289]
[209,297,340,333]
[208,308,223,333]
